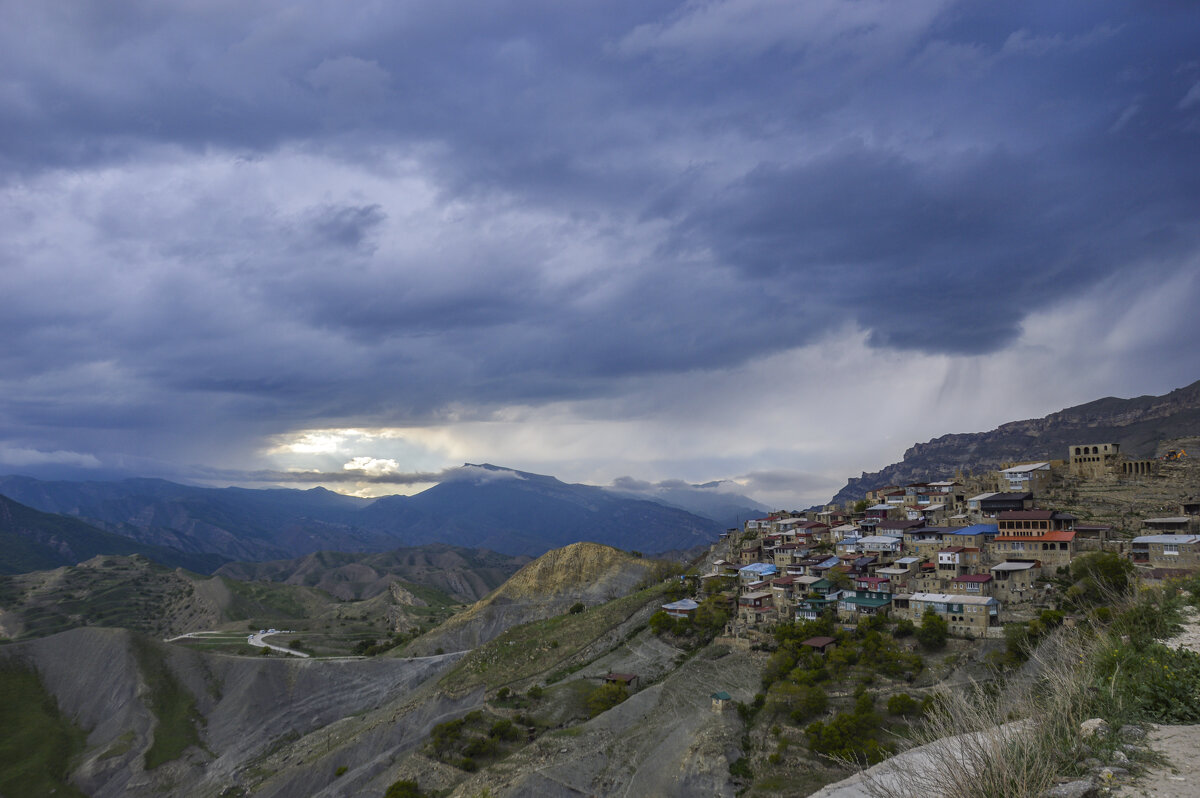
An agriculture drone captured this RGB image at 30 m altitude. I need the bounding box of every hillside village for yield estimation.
[1,440,1199,797]
[681,441,1199,642]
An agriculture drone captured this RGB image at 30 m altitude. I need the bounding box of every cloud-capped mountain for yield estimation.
[606,476,768,529]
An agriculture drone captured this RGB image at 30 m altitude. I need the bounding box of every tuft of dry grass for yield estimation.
[855,628,1099,798]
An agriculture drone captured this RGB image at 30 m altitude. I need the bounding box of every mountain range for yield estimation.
[0,464,753,570]
[830,379,1200,505]
[0,494,226,574]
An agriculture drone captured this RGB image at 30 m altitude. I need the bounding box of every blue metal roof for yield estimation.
[944,524,998,536]
[739,563,778,575]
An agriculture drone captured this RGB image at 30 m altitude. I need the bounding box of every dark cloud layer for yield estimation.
[2,0,1200,482]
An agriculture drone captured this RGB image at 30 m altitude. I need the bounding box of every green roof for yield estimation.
[711,691,732,701]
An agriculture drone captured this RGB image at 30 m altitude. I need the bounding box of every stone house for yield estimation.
[1129,535,1200,570]
[998,462,1052,494]
[891,592,1001,638]
[989,560,1041,600]
[947,573,994,597]
[990,530,1076,571]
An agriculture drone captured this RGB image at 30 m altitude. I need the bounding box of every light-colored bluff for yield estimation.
[402,542,658,656]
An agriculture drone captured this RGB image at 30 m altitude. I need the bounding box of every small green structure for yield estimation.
[711,691,732,712]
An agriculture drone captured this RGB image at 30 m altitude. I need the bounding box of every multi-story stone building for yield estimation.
[1129,535,1200,570]
[1069,443,1120,478]
[891,592,1001,638]
[998,462,1052,494]
[990,530,1075,570]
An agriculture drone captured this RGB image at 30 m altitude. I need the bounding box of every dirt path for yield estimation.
[1114,606,1200,798]
[1113,724,1200,798]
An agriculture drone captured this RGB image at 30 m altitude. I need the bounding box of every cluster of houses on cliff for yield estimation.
[684,444,1200,639]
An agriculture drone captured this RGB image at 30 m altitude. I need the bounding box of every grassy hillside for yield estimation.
[0,662,88,796]
[130,636,205,769]
[214,544,530,603]
[0,556,206,640]
[0,555,460,654]
[439,581,670,695]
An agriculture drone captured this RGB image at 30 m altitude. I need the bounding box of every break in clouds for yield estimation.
[2,1,1200,505]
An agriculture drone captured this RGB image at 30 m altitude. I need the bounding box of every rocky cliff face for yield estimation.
[831,380,1200,505]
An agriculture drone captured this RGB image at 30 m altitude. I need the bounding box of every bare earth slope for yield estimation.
[0,626,466,798]
[447,643,762,798]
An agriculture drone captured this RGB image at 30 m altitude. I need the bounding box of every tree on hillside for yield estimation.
[693,595,730,636]
[916,610,948,651]
[1067,551,1134,606]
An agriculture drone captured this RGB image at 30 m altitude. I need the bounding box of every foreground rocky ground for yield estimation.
[1112,606,1200,798]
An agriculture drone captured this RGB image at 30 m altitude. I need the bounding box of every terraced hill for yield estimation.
[832,380,1200,504]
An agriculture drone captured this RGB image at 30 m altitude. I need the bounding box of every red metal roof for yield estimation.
[995,531,1076,542]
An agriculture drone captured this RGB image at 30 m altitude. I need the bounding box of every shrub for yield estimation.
[805,693,889,764]
[892,618,915,638]
[762,647,798,689]
[569,602,585,615]
[489,719,520,741]
[586,683,629,717]
[527,685,544,700]
[649,610,672,635]
[886,693,919,717]
[496,687,510,701]
[384,779,423,798]
[786,685,828,724]
[335,765,348,777]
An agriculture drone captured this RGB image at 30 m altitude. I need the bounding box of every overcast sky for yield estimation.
[3,1,1199,509]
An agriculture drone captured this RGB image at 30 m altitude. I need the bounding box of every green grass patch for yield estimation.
[395,580,458,608]
[98,731,136,761]
[0,662,88,797]
[130,636,204,768]
[439,583,668,695]
[219,577,336,622]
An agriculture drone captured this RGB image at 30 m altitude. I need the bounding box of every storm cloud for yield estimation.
[2,1,1199,506]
